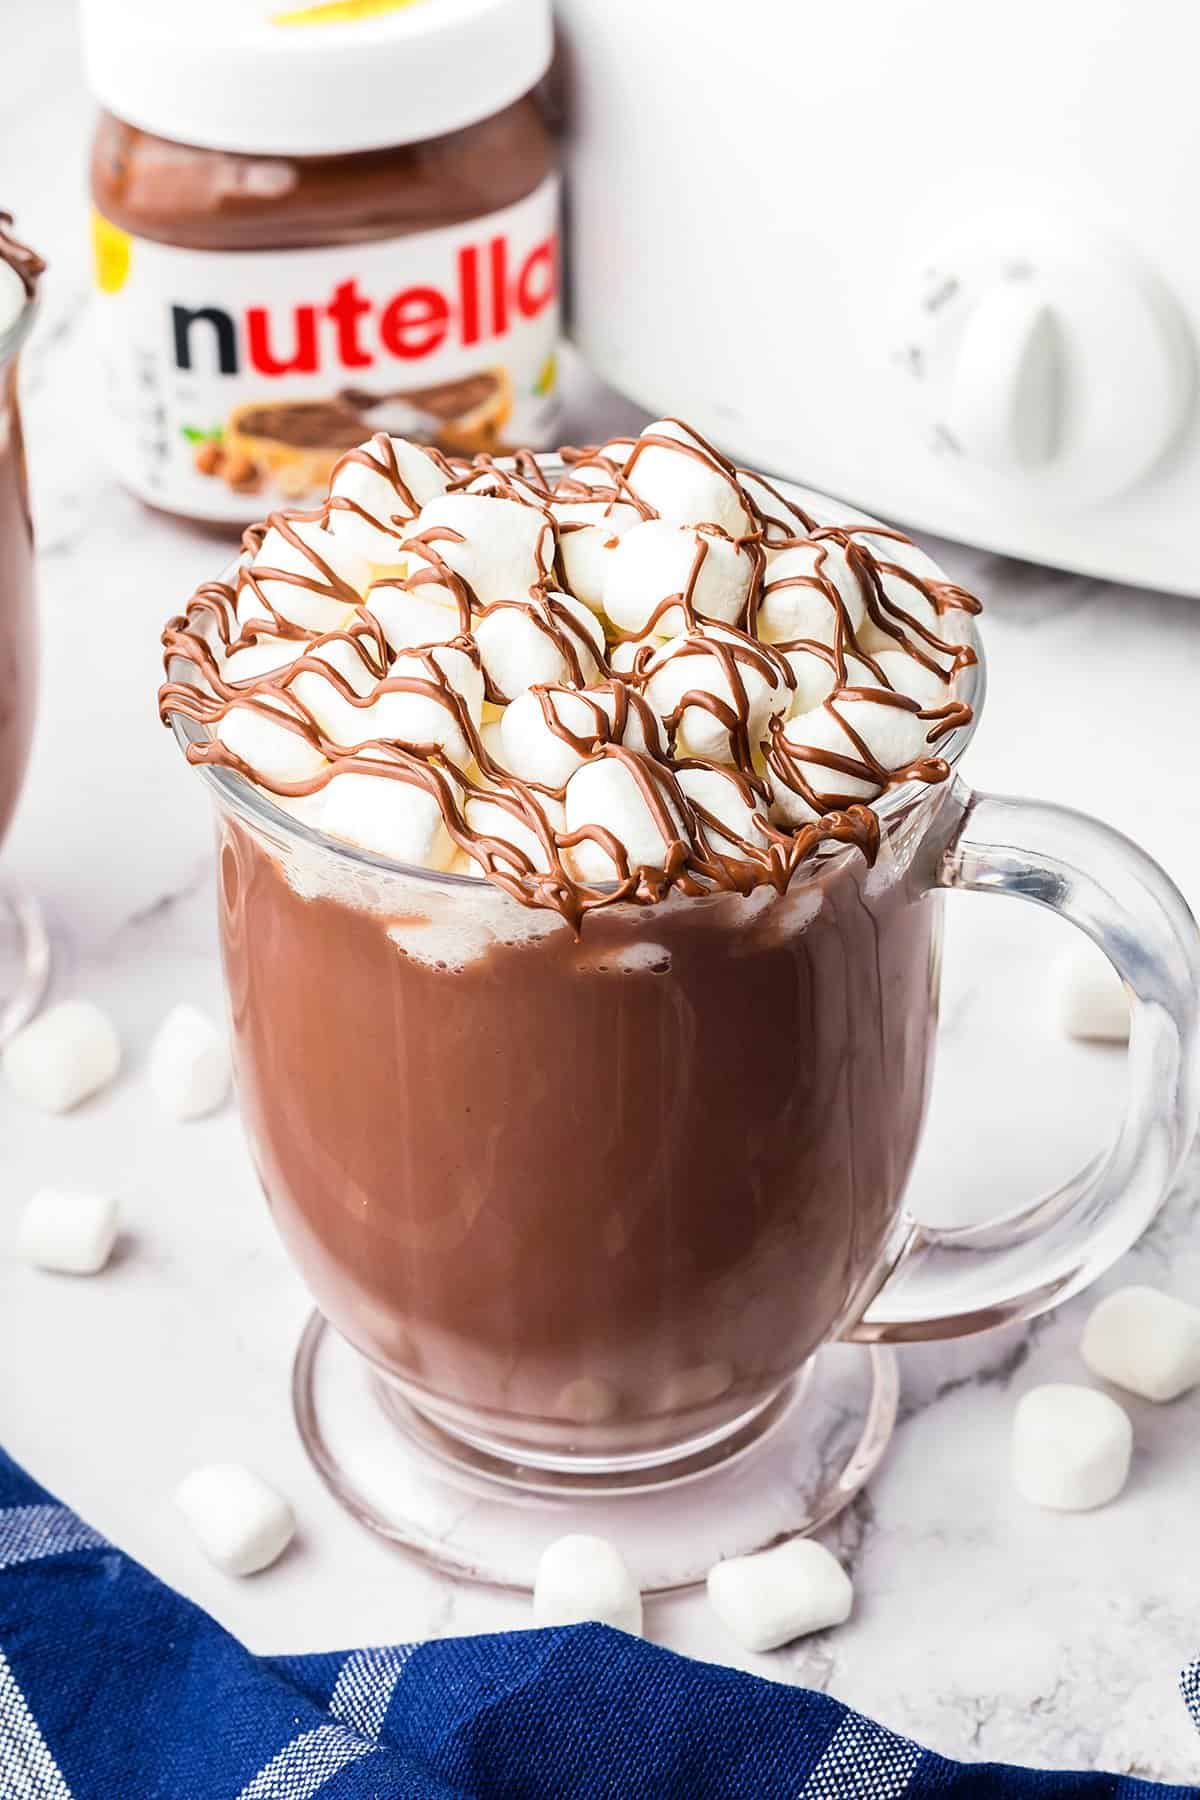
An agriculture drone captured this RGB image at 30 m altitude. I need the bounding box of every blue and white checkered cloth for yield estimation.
[0,1447,1197,1796]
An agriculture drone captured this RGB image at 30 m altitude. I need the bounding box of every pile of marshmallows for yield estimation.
[194,419,963,886]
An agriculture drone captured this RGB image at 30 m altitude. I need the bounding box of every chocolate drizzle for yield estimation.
[328,435,459,536]
[161,421,980,929]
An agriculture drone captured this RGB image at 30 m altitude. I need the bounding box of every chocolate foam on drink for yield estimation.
[160,419,981,929]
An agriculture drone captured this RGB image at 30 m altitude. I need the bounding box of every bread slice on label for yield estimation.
[208,368,514,504]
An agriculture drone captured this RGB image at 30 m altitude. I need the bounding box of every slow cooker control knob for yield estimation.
[946,287,1063,473]
[894,222,1194,502]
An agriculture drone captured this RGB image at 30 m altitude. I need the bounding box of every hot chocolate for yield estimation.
[161,418,981,1459]
[0,217,42,851]
[222,812,940,1454]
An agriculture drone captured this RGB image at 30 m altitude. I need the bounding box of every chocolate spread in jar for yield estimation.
[0,217,42,851]
[83,0,559,525]
[221,820,939,1460]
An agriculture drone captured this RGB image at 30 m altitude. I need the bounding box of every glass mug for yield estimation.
[167,508,1200,1494]
[0,245,48,1041]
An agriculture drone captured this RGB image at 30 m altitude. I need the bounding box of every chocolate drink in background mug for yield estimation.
[0,219,40,853]
[163,419,1200,1489]
[0,215,48,1045]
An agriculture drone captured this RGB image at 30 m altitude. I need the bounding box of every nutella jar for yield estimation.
[83,0,559,526]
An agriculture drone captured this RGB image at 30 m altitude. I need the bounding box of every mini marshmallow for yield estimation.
[533,1534,642,1636]
[475,593,604,702]
[784,651,880,722]
[223,637,298,685]
[17,1188,119,1275]
[551,499,642,612]
[782,646,842,718]
[769,705,872,826]
[826,678,930,769]
[737,470,814,543]
[707,1539,853,1652]
[321,767,458,869]
[476,716,509,777]
[677,765,769,856]
[288,636,380,747]
[246,519,369,633]
[1012,1383,1132,1511]
[565,752,685,884]
[1081,1286,1200,1402]
[500,683,663,789]
[217,699,329,786]
[327,475,408,568]
[1055,943,1130,1043]
[174,1464,294,1576]
[3,1001,121,1114]
[558,440,637,491]
[625,419,752,537]
[148,1004,230,1121]
[328,436,449,564]
[500,686,601,788]
[369,644,484,764]
[364,572,462,655]
[854,533,948,651]
[643,628,786,765]
[768,677,927,825]
[465,468,550,507]
[860,531,946,588]
[603,519,754,638]
[552,499,640,532]
[381,438,452,512]
[609,635,663,676]
[465,793,564,875]
[415,492,553,606]
[870,647,955,713]
[758,539,866,646]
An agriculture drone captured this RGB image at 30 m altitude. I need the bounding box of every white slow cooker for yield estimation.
[554,0,1199,594]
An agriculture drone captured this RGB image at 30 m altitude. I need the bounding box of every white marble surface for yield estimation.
[4,5,1200,1781]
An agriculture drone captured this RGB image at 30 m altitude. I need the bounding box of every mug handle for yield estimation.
[845,777,1200,1344]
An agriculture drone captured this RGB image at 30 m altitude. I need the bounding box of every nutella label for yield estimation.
[92,175,561,522]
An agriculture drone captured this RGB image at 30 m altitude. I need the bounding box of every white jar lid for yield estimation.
[81,0,553,157]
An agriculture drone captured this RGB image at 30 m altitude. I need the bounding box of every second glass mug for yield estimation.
[0,236,48,1041]
[168,528,1200,1487]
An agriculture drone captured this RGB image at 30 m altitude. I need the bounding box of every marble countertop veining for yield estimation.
[4,4,1200,1782]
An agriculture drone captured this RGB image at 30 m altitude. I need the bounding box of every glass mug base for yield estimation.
[292,1311,898,1593]
[0,889,49,1046]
